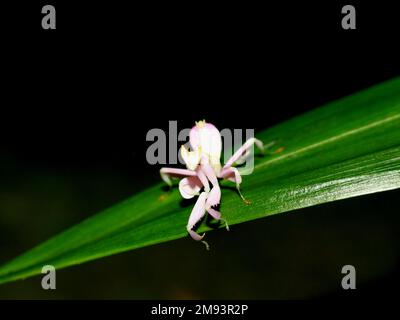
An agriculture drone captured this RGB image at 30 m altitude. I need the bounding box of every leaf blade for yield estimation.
[1,77,400,285]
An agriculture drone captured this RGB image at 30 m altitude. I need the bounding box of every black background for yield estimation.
[0,1,399,300]
[2,1,399,172]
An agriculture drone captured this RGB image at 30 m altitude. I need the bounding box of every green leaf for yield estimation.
[1,78,400,285]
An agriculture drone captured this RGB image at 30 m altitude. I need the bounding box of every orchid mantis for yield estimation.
[160,120,264,248]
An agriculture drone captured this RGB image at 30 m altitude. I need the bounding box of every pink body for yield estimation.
[160,120,264,247]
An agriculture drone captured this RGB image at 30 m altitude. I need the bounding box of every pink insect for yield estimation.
[160,120,264,248]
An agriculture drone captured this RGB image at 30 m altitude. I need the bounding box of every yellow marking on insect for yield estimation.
[195,120,206,128]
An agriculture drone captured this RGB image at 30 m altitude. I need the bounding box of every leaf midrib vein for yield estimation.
[255,111,400,170]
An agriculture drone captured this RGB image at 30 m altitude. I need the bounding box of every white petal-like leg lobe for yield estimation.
[160,167,197,186]
[187,192,208,241]
[220,167,248,202]
[206,185,222,220]
[201,162,222,218]
[206,184,221,209]
[201,162,219,186]
[220,167,242,186]
[234,150,251,165]
[196,168,210,193]
[206,189,229,230]
[223,137,264,169]
[207,207,221,220]
[179,176,203,199]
